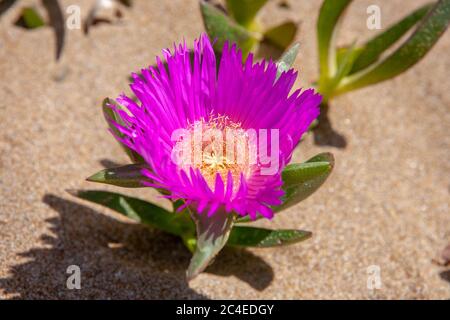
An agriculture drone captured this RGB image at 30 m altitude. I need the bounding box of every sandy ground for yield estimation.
[0,0,449,299]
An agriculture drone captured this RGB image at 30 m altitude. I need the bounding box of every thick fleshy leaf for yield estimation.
[278,152,334,211]
[263,21,298,51]
[236,152,334,222]
[317,0,353,82]
[69,190,195,238]
[336,46,364,68]
[200,0,256,57]
[16,7,45,29]
[275,42,300,79]
[350,3,434,74]
[336,0,449,94]
[226,0,267,26]
[173,200,197,252]
[102,98,144,163]
[86,163,149,188]
[227,226,312,247]
[186,210,235,281]
[331,42,359,86]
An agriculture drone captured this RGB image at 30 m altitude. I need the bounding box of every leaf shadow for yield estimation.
[0,195,273,298]
[42,0,65,61]
[99,158,125,168]
[0,0,16,18]
[313,102,347,149]
[439,270,450,284]
[0,194,203,299]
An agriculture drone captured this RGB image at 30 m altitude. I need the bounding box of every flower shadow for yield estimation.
[207,248,274,291]
[0,195,273,299]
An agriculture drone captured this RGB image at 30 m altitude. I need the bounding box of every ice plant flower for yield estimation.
[79,34,334,280]
[106,34,321,221]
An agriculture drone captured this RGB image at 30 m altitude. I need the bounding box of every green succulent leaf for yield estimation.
[278,152,334,211]
[102,98,144,163]
[317,0,353,83]
[86,163,150,188]
[336,46,364,68]
[336,0,449,94]
[69,190,195,238]
[18,7,45,29]
[227,226,312,247]
[225,0,268,27]
[200,0,257,57]
[331,42,360,86]
[350,3,434,74]
[263,21,298,52]
[276,42,300,79]
[186,210,235,281]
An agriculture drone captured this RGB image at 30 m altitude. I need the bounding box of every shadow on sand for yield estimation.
[0,195,274,299]
[439,270,450,285]
[313,103,347,149]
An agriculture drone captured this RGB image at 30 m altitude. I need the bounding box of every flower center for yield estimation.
[174,113,254,191]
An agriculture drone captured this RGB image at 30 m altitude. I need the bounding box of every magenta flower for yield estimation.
[107,34,321,221]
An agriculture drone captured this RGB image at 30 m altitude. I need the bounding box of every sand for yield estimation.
[0,0,449,299]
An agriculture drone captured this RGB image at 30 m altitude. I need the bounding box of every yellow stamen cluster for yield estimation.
[178,113,253,191]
